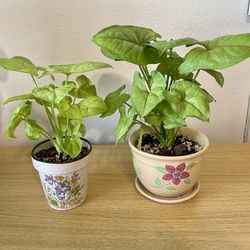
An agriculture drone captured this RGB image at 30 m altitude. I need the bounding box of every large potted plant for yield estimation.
[1,56,111,210]
[93,25,250,203]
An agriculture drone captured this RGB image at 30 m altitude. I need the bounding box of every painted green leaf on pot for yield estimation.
[156,166,167,174]
[131,71,166,117]
[179,33,250,74]
[92,25,161,65]
[166,186,176,191]
[186,162,195,170]
[115,105,136,143]
[79,96,107,117]
[65,135,82,159]
[165,80,210,121]
[101,84,130,118]
[6,100,32,138]
[24,119,41,140]
[155,177,162,187]
[49,61,112,75]
[184,179,191,184]
[0,56,38,76]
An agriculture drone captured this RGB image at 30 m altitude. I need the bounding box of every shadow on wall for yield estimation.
[84,72,132,144]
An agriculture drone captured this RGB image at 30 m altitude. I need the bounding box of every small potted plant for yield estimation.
[1,56,111,210]
[93,25,250,203]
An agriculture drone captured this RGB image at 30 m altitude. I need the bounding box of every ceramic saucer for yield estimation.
[135,177,200,204]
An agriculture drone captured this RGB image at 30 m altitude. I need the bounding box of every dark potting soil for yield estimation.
[138,134,202,156]
[34,146,89,163]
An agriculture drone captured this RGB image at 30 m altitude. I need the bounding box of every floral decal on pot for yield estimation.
[154,162,195,191]
[42,172,84,209]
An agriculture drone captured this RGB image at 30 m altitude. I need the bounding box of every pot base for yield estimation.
[135,177,200,204]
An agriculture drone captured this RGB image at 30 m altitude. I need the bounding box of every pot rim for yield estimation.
[128,127,209,161]
[31,137,92,164]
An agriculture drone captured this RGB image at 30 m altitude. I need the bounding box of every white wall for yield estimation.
[0,0,250,146]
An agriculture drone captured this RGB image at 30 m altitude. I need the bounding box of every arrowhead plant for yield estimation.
[92,25,250,148]
[1,56,111,159]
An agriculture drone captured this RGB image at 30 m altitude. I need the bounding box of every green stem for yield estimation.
[139,66,150,92]
[50,102,64,150]
[125,102,132,108]
[142,65,150,80]
[193,70,200,80]
[31,75,38,87]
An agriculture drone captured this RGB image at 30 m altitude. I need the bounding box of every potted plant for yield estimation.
[1,56,111,210]
[93,25,250,203]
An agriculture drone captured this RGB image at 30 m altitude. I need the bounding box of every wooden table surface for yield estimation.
[1,144,250,250]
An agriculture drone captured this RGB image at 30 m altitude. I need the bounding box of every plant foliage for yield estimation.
[93,25,250,147]
[1,56,111,159]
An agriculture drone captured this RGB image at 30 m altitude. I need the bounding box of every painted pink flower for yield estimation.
[162,163,190,185]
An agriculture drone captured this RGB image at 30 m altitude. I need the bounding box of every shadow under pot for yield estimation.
[129,127,209,204]
[31,138,92,210]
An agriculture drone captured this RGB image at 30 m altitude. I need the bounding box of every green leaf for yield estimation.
[6,101,32,138]
[3,94,34,105]
[186,162,195,170]
[144,112,162,127]
[92,25,161,65]
[49,61,112,75]
[75,74,96,98]
[79,124,86,137]
[54,83,74,104]
[59,104,83,120]
[184,179,191,184]
[203,69,224,87]
[155,177,162,187]
[115,105,136,143]
[0,56,38,76]
[58,117,68,132]
[151,38,199,55]
[179,33,250,74]
[165,81,211,121]
[64,135,82,159]
[155,166,167,174]
[166,186,176,191]
[79,96,107,117]
[153,101,186,129]
[156,57,193,81]
[32,87,55,103]
[131,71,166,117]
[69,120,81,136]
[101,84,130,118]
[24,119,41,140]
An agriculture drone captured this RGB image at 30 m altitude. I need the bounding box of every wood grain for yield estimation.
[1,144,250,250]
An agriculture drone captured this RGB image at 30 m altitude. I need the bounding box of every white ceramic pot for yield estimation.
[129,127,209,202]
[31,138,91,210]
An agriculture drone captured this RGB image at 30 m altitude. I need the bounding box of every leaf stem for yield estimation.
[31,75,38,87]
[139,66,150,92]
[193,70,200,80]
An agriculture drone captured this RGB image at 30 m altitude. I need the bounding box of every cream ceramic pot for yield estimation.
[31,138,91,210]
[129,127,209,199]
